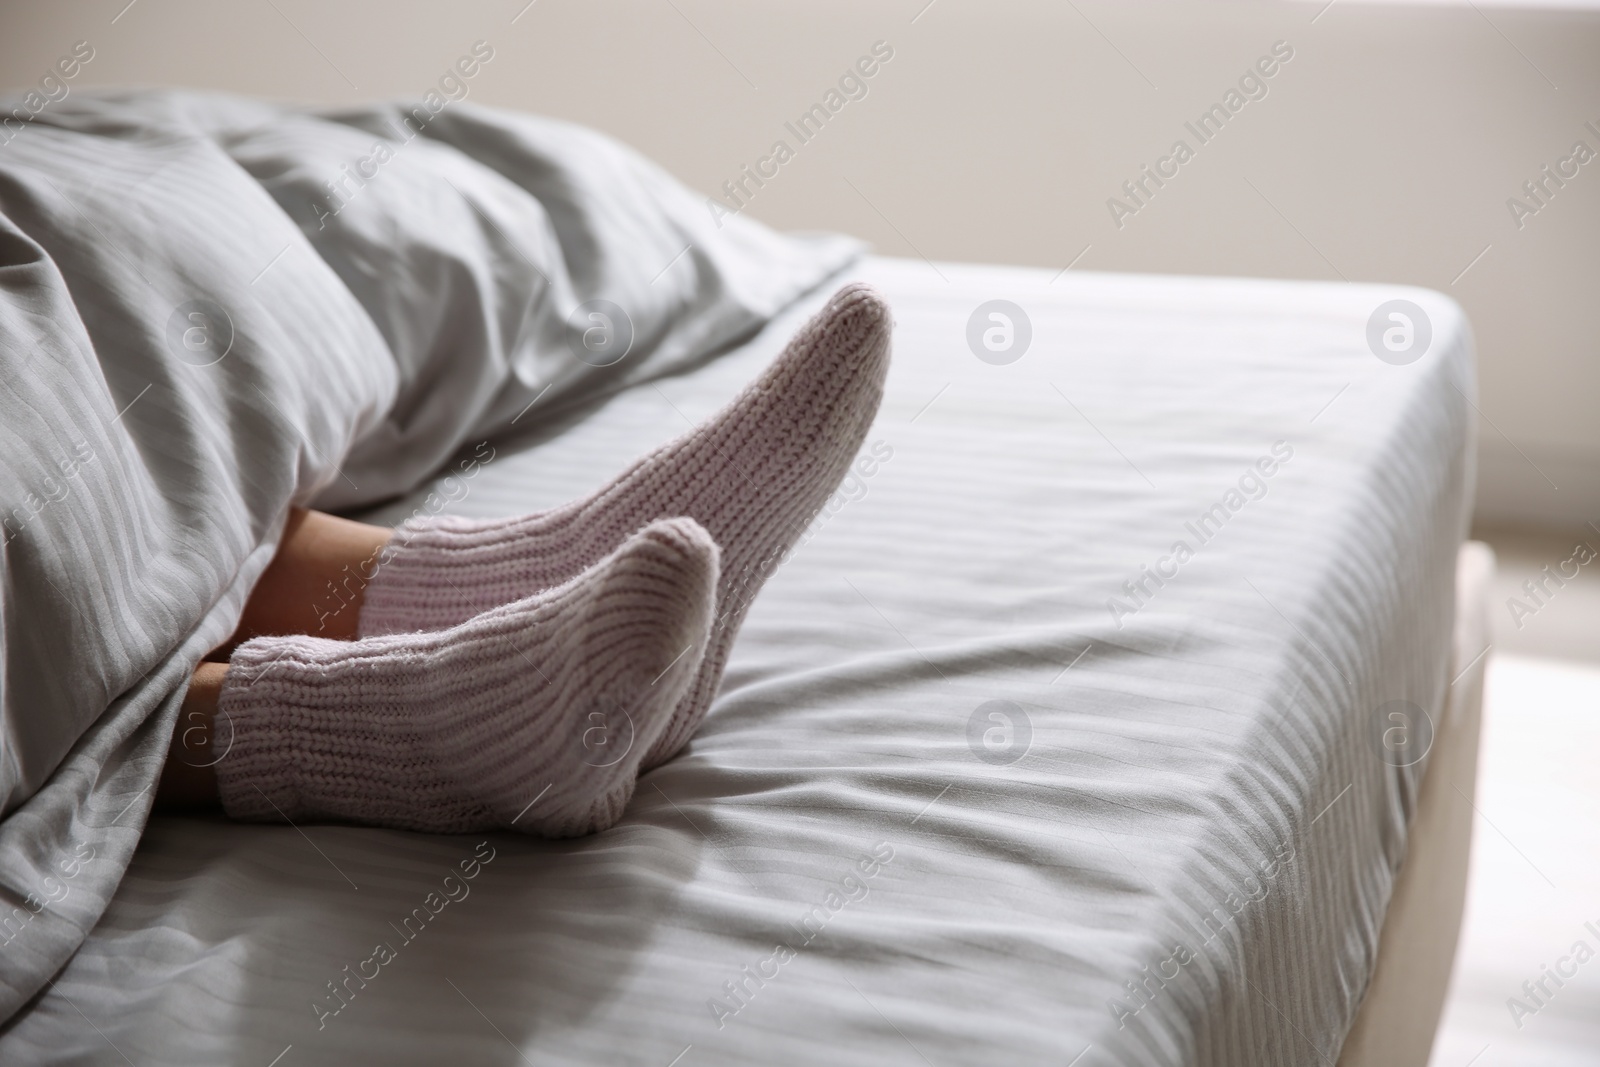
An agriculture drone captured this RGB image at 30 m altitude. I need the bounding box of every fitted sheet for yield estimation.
[0,256,1474,1066]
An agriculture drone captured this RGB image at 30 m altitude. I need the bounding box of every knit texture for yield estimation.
[359,282,892,769]
[215,518,718,837]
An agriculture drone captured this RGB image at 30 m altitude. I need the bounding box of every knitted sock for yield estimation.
[215,517,718,837]
[359,282,892,770]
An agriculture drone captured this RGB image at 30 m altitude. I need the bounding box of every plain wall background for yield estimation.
[4,0,1596,529]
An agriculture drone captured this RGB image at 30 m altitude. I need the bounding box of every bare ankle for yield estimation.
[155,662,229,809]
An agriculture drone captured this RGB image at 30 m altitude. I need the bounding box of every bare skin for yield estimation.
[156,508,392,809]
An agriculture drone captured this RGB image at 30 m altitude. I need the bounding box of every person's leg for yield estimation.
[159,507,390,808]
[157,661,226,808]
[216,507,393,654]
[159,518,718,837]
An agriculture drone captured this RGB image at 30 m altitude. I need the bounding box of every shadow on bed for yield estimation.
[120,804,710,1062]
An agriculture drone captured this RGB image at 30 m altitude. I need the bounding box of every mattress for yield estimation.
[0,255,1474,1066]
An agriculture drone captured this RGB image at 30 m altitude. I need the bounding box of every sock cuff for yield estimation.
[213,638,314,822]
[357,517,479,638]
[213,634,494,832]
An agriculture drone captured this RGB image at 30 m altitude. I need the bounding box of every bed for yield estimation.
[0,92,1484,1066]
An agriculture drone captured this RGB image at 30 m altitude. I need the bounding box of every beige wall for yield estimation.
[5,0,1596,528]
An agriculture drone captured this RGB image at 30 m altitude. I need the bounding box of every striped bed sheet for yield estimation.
[0,255,1473,1066]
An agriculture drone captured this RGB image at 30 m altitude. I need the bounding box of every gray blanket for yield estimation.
[0,88,855,1020]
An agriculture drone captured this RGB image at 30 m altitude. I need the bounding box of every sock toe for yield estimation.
[586,517,718,694]
[820,281,893,346]
[507,517,717,835]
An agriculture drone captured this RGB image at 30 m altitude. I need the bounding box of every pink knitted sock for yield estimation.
[215,517,718,837]
[359,282,892,770]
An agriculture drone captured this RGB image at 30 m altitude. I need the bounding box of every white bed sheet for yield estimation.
[0,256,1474,1066]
